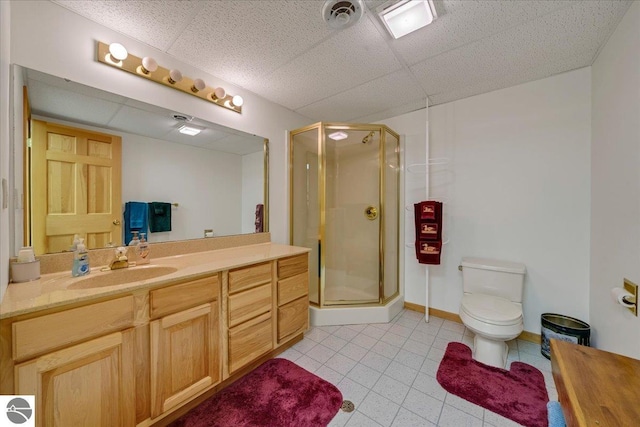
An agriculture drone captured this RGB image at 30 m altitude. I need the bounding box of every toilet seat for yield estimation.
[460,294,522,326]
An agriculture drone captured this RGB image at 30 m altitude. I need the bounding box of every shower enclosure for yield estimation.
[289,123,400,315]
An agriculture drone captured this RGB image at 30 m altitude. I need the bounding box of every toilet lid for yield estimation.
[461,294,522,326]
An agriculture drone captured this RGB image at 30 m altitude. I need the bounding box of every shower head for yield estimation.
[362,131,375,144]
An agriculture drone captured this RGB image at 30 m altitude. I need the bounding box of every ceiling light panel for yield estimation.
[378,0,436,39]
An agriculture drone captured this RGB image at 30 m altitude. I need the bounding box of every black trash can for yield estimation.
[540,313,590,359]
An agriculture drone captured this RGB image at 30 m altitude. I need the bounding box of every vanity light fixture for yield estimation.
[328,131,348,140]
[211,87,226,101]
[231,95,244,107]
[178,124,203,136]
[191,78,206,93]
[96,41,244,113]
[377,0,437,39]
[140,56,158,75]
[106,42,128,65]
[167,69,183,84]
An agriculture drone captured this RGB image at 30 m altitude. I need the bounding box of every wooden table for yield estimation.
[550,339,640,427]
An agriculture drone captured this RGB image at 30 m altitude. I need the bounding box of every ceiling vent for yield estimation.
[171,113,193,122]
[322,0,365,30]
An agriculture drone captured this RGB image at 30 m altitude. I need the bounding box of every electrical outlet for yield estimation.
[623,278,638,317]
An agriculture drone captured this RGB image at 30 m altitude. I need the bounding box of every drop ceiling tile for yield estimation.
[410,0,630,98]
[352,98,430,123]
[168,1,334,88]
[53,0,204,50]
[427,53,591,106]
[247,16,403,111]
[390,0,576,66]
[296,70,425,122]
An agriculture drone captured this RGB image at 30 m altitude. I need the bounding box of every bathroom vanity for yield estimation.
[0,240,310,426]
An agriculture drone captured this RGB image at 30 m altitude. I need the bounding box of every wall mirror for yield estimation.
[12,65,268,255]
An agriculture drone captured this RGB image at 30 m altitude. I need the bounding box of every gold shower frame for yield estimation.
[289,122,400,308]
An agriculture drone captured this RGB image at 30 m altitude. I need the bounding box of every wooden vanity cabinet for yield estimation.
[277,254,309,343]
[227,262,274,374]
[149,274,221,418]
[11,297,137,427]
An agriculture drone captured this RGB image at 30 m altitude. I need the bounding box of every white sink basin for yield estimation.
[68,266,178,289]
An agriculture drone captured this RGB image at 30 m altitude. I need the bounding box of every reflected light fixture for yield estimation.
[178,124,203,136]
[378,0,436,39]
[328,131,348,140]
[96,41,244,113]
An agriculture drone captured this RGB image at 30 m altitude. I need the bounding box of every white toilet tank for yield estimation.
[461,257,526,303]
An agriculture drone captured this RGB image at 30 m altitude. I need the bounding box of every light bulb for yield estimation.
[212,87,226,100]
[231,95,244,107]
[168,69,183,84]
[108,43,128,61]
[191,78,206,93]
[140,57,158,74]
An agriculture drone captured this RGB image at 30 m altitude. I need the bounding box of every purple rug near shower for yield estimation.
[437,342,549,427]
[168,358,343,427]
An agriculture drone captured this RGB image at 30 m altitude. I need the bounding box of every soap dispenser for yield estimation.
[72,238,91,277]
[137,233,150,265]
[128,231,140,265]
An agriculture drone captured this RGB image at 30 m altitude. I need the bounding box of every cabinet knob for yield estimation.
[113,219,121,225]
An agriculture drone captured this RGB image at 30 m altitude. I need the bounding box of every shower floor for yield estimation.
[324,268,378,302]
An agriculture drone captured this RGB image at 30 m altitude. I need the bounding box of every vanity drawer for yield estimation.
[228,283,272,328]
[278,272,308,306]
[228,262,272,294]
[13,295,135,361]
[150,274,219,318]
[277,296,309,342]
[277,254,308,279]
[228,312,273,374]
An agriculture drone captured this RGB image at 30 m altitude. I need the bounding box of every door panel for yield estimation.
[31,120,122,254]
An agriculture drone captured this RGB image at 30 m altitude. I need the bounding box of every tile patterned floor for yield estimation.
[279,309,556,427]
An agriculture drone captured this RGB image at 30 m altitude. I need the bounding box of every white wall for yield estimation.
[590,1,640,359]
[382,109,428,310]
[398,68,592,333]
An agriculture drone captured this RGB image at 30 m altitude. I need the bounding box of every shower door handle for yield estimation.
[365,205,378,220]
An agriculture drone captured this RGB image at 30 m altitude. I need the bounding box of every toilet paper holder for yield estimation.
[622,279,638,316]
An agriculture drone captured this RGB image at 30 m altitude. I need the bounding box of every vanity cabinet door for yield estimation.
[277,255,309,343]
[14,329,136,427]
[150,302,220,418]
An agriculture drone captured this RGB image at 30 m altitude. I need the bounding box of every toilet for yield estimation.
[459,257,527,368]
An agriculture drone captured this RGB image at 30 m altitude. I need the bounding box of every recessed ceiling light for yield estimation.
[328,131,348,140]
[378,0,436,39]
[179,125,203,136]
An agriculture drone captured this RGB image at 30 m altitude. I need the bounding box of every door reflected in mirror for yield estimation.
[13,65,268,255]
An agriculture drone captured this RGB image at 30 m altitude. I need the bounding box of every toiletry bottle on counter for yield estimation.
[137,233,150,265]
[72,238,91,277]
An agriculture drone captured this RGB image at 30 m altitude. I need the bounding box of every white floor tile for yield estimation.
[316,365,345,385]
[426,346,446,362]
[436,328,464,341]
[403,338,432,357]
[412,371,446,401]
[344,411,383,427]
[293,338,318,354]
[322,334,349,351]
[361,351,393,373]
[380,331,409,347]
[325,352,359,376]
[306,343,337,364]
[306,327,331,342]
[294,354,323,372]
[432,337,455,351]
[441,320,466,333]
[357,391,400,427]
[320,325,341,334]
[518,352,552,372]
[352,333,378,350]
[409,329,436,346]
[438,404,483,427]
[362,325,387,340]
[371,340,401,359]
[346,363,382,389]
[389,324,414,338]
[346,324,367,332]
[384,361,419,386]
[516,339,542,357]
[336,377,371,407]
[278,347,303,362]
[339,342,369,362]
[401,310,425,320]
[334,326,361,341]
[395,317,420,329]
[444,393,484,419]
[420,358,441,377]
[401,388,444,424]
[390,407,435,427]
[393,348,426,371]
[372,374,411,405]
[483,410,523,427]
[328,408,352,427]
[371,322,393,331]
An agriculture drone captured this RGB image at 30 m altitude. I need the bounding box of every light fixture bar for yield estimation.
[96,41,242,114]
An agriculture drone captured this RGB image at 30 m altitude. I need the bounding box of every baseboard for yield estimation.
[404,302,541,344]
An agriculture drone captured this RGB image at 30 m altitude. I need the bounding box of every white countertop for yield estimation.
[1,243,310,319]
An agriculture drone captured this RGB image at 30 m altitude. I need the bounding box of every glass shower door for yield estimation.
[323,128,380,305]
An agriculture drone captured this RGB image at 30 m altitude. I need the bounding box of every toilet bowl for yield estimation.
[459,257,527,368]
[460,293,523,368]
